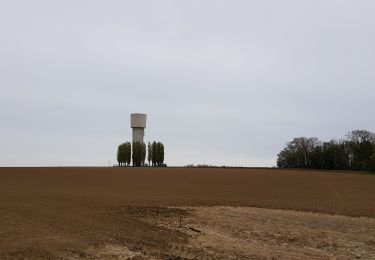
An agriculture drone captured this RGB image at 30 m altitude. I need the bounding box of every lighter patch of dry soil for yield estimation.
[149,206,375,259]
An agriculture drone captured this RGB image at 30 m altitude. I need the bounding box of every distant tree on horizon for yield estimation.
[151,141,157,166]
[117,144,122,166]
[125,142,131,166]
[147,142,152,166]
[370,145,375,169]
[159,142,164,166]
[346,130,375,170]
[132,142,140,167]
[132,142,146,167]
[117,142,132,167]
[141,142,146,166]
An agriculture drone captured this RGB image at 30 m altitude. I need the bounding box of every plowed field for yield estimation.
[0,167,374,259]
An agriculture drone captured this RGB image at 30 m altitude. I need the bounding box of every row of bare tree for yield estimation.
[277,130,375,171]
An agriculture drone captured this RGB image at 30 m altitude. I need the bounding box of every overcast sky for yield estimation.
[1,1,374,167]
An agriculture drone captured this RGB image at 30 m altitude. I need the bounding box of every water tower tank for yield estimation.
[130,113,147,143]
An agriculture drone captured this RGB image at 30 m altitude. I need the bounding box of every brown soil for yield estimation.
[0,167,374,259]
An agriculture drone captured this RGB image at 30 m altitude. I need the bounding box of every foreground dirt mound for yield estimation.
[170,206,375,259]
[2,205,374,259]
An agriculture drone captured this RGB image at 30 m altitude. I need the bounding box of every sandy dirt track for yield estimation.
[0,167,374,259]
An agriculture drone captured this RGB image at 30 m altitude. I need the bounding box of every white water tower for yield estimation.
[130,113,147,143]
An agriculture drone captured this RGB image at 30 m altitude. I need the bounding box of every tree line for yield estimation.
[117,141,165,167]
[277,130,375,171]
